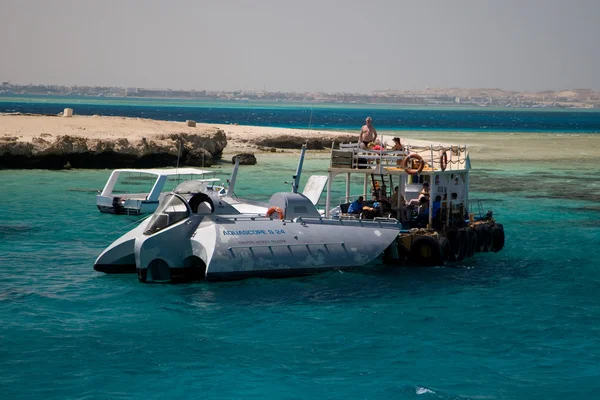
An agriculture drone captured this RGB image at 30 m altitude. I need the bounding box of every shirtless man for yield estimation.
[359,117,377,147]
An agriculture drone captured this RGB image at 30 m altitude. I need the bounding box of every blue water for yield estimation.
[1,153,599,399]
[2,95,600,132]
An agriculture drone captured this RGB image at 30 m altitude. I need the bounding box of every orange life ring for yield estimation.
[402,153,424,175]
[266,206,284,219]
[440,152,448,171]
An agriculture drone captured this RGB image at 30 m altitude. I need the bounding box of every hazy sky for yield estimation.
[1,0,599,92]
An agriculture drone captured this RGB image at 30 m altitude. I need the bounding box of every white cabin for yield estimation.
[326,140,471,230]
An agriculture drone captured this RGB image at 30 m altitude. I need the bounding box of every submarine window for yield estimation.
[144,194,190,235]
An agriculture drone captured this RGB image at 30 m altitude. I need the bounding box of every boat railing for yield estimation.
[294,216,401,226]
[330,142,469,172]
[215,215,271,222]
[107,192,149,198]
[468,199,495,220]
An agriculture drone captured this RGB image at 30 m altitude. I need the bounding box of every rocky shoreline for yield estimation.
[0,130,227,169]
[0,114,358,169]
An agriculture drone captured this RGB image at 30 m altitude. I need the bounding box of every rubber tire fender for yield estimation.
[491,223,505,253]
[458,229,470,260]
[474,224,492,253]
[439,237,451,264]
[467,229,478,258]
[446,228,463,262]
[410,235,443,267]
[397,241,411,265]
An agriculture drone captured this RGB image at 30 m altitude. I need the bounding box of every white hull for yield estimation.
[136,215,401,282]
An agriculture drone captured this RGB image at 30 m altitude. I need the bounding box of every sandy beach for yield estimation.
[1,114,600,163]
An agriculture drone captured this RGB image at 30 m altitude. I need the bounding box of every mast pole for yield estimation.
[292,144,306,193]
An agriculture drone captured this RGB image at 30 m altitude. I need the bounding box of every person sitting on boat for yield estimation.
[416,196,430,223]
[408,181,430,206]
[359,117,377,148]
[348,195,375,216]
[367,139,385,166]
[390,186,409,218]
[348,196,367,214]
[392,137,403,165]
[371,139,384,151]
[362,196,380,218]
[420,181,431,197]
[377,184,392,211]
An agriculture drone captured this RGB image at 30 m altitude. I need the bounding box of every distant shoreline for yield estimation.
[2,96,600,137]
[2,93,600,112]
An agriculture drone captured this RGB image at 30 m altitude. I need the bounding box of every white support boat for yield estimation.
[96,167,225,215]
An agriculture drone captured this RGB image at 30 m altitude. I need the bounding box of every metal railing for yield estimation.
[331,143,469,172]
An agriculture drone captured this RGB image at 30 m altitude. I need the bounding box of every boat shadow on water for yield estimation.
[134,256,531,310]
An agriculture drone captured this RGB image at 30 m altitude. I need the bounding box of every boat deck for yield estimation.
[329,143,469,175]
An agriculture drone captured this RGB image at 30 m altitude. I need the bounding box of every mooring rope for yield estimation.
[101,213,153,239]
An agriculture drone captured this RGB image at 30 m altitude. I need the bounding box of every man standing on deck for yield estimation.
[359,117,377,148]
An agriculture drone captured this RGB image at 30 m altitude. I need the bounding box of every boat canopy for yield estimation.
[174,179,222,194]
[99,168,215,201]
[110,168,212,176]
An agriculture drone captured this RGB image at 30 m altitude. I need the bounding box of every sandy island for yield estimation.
[1,114,600,164]
[0,114,357,155]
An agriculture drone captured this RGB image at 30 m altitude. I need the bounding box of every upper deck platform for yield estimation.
[328,140,470,176]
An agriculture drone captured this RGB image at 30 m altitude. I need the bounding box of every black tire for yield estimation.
[410,236,443,267]
[475,224,492,253]
[491,224,505,253]
[396,240,411,265]
[473,225,483,252]
[439,237,451,264]
[383,238,412,266]
[446,228,463,262]
[467,229,478,258]
[458,229,469,260]
[481,224,493,252]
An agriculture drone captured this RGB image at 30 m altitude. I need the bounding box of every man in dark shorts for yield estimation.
[359,117,377,147]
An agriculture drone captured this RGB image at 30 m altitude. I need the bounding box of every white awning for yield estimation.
[112,168,213,176]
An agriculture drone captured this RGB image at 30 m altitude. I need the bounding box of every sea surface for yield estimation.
[1,99,600,399]
[2,95,600,132]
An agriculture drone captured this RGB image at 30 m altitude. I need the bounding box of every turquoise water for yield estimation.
[2,95,600,132]
[1,154,599,399]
